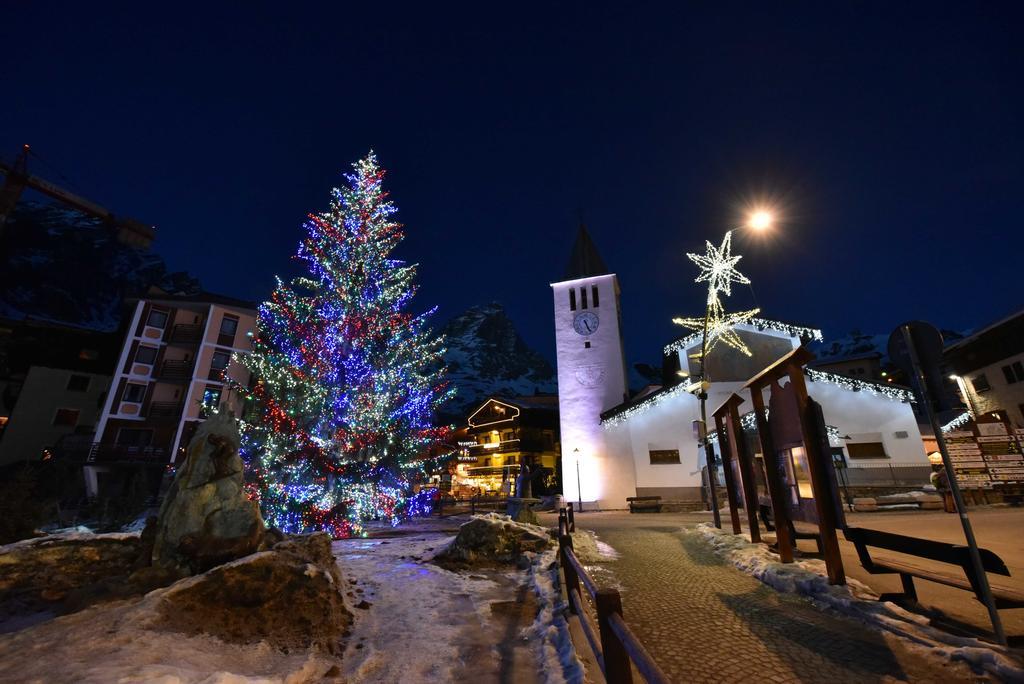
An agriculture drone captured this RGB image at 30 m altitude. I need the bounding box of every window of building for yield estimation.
[649,449,681,465]
[135,345,158,365]
[218,315,239,346]
[785,446,815,499]
[201,386,223,417]
[147,309,169,329]
[569,289,576,311]
[591,285,599,308]
[209,349,232,380]
[972,373,992,393]
[122,383,146,403]
[1001,361,1024,385]
[846,441,888,459]
[580,287,588,309]
[66,374,90,391]
[53,408,80,427]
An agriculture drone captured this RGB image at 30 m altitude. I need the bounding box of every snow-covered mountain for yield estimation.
[0,203,200,331]
[438,303,557,417]
[813,327,969,362]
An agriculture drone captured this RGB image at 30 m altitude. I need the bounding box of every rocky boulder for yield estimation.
[151,411,265,575]
[437,513,551,565]
[153,532,351,653]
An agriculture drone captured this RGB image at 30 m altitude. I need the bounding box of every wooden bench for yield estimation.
[843,526,1024,610]
[627,496,663,513]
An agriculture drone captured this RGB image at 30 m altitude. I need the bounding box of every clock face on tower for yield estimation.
[573,311,599,336]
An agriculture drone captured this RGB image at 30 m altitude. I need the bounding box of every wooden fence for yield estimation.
[434,494,510,517]
[557,507,670,684]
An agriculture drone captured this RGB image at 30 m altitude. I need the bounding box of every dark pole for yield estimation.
[699,300,722,528]
[901,325,1006,645]
[575,448,583,513]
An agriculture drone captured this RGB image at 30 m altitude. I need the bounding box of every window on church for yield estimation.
[569,289,576,311]
[580,287,588,309]
[649,449,680,465]
[592,285,599,307]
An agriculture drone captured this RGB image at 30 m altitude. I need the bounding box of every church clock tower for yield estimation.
[551,224,633,509]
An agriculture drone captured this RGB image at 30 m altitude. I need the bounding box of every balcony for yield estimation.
[169,324,204,344]
[87,443,170,464]
[147,401,182,419]
[156,359,194,382]
[467,438,546,457]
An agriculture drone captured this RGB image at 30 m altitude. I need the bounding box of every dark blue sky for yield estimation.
[3,3,1021,365]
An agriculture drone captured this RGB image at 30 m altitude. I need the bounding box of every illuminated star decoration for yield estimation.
[687,230,750,298]
[673,230,760,357]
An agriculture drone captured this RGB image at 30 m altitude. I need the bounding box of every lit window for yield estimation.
[201,386,222,417]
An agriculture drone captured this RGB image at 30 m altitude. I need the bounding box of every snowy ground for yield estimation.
[0,517,583,683]
[336,516,583,683]
[692,523,1024,682]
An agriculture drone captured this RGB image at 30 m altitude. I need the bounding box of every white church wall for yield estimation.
[804,380,927,465]
[553,273,634,509]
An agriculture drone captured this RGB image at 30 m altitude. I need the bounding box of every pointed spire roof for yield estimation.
[564,223,610,280]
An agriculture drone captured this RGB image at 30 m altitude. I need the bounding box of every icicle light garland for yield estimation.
[706,409,841,444]
[940,411,972,433]
[805,368,914,403]
[664,318,824,355]
[229,152,454,537]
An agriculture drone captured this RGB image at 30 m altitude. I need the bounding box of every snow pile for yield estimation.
[692,524,1024,681]
[523,547,585,684]
[437,513,552,564]
[567,529,619,564]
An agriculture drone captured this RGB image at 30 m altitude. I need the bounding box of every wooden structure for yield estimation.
[626,496,663,513]
[558,508,669,683]
[711,394,761,542]
[843,526,1024,613]
[737,346,846,584]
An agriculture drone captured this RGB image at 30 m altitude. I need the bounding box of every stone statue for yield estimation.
[151,411,266,575]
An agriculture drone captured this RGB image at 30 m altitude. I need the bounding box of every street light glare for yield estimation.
[748,210,773,231]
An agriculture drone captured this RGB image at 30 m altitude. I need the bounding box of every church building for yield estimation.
[551,226,929,509]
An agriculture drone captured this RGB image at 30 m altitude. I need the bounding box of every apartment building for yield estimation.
[85,291,256,497]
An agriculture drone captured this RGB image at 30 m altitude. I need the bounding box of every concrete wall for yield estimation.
[959,351,1024,427]
[0,366,111,464]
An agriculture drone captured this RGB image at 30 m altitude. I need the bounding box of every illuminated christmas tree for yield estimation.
[234,152,453,537]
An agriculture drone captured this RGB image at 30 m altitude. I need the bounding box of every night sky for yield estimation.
[3,3,1021,366]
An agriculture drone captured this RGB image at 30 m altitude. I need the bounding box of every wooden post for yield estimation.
[595,588,633,684]
[712,414,742,534]
[559,518,581,615]
[437,495,444,518]
[787,366,845,585]
[750,387,794,562]
[727,399,762,544]
[471,495,476,515]
[568,501,576,532]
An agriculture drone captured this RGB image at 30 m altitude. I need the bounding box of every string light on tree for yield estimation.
[230,152,454,537]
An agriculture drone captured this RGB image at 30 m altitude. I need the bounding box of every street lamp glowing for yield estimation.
[748,210,773,231]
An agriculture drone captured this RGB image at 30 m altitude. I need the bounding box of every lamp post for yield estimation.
[691,209,774,529]
[573,447,583,512]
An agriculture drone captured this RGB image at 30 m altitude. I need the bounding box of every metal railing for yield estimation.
[838,463,932,487]
[87,443,170,463]
[435,494,511,516]
[156,359,193,381]
[147,401,182,419]
[557,507,670,684]
[169,324,203,344]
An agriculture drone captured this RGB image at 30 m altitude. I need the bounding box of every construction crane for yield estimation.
[0,144,155,248]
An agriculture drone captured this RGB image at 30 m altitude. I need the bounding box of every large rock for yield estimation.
[437,513,551,565]
[0,532,141,607]
[154,532,351,653]
[151,411,265,575]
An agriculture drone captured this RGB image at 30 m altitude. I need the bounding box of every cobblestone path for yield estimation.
[574,514,981,683]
